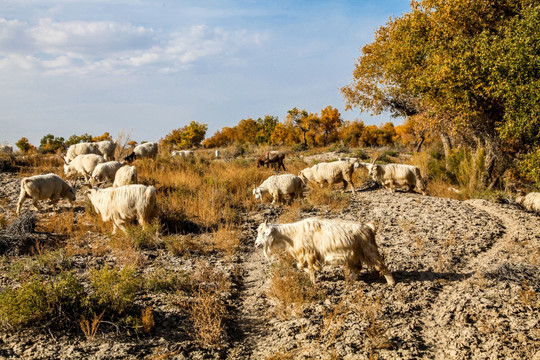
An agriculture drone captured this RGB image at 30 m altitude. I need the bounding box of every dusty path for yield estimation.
[226,216,274,359]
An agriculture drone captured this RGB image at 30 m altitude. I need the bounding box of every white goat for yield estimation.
[91,161,123,183]
[172,150,194,157]
[255,218,395,285]
[86,185,157,234]
[113,165,138,187]
[16,173,76,215]
[65,141,116,162]
[65,142,102,162]
[95,140,116,161]
[134,142,158,159]
[253,174,304,204]
[516,192,540,214]
[367,158,426,195]
[299,160,358,194]
[0,145,13,153]
[64,154,106,181]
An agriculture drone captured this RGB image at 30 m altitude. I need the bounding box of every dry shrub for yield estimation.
[139,157,264,230]
[186,261,231,347]
[17,154,64,176]
[144,268,192,293]
[351,290,391,350]
[212,224,240,257]
[163,234,205,256]
[189,287,226,347]
[265,352,296,360]
[411,151,430,179]
[0,214,8,229]
[141,306,154,333]
[307,186,350,211]
[109,233,143,267]
[191,261,231,294]
[318,297,348,351]
[518,281,538,308]
[37,211,76,235]
[277,201,303,223]
[266,256,324,319]
[80,310,105,341]
[426,179,463,200]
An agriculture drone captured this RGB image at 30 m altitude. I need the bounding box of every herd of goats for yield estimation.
[5,140,540,285]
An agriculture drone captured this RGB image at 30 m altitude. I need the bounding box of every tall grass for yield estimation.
[137,157,271,231]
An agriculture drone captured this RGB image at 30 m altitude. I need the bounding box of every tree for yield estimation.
[93,132,113,142]
[338,120,365,147]
[319,106,342,146]
[39,134,65,154]
[287,108,310,146]
[342,0,539,186]
[65,133,93,146]
[236,118,259,144]
[162,121,208,149]
[256,115,279,145]
[15,137,35,153]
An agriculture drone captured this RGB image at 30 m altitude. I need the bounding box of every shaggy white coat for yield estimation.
[299,160,358,194]
[91,161,123,183]
[172,150,194,157]
[64,154,106,181]
[517,192,540,214]
[65,142,102,162]
[256,217,395,285]
[94,141,116,161]
[253,174,303,204]
[367,163,426,195]
[87,184,157,234]
[134,142,158,159]
[113,165,138,187]
[65,141,116,162]
[0,145,13,153]
[16,173,76,215]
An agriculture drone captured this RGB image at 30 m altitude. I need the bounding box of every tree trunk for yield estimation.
[415,130,426,152]
[483,134,500,189]
[440,132,453,171]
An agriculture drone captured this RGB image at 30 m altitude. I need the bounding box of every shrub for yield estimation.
[266,256,324,319]
[0,276,50,329]
[291,143,308,152]
[518,147,540,190]
[88,266,141,315]
[0,271,85,330]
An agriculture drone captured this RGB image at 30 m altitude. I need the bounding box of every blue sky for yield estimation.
[0,0,411,146]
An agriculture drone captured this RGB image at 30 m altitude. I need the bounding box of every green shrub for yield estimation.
[518,147,540,190]
[89,266,141,315]
[144,268,192,293]
[0,271,85,330]
[291,143,308,152]
[0,276,50,329]
[125,221,161,249]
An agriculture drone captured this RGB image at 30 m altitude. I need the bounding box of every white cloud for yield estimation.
[0,17,263,75]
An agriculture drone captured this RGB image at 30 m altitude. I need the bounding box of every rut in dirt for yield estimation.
[226,217,273,358]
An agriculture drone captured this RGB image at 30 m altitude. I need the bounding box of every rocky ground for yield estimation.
[0,170,539,359]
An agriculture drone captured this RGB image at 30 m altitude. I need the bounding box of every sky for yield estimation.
[0,0,411,147]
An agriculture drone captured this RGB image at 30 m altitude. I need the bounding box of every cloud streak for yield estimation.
[0,17,263,75]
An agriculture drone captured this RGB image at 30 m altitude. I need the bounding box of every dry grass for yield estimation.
[212,224,240,257]
[266,256,324,319]
[141,306,155,333]
[189,287,227,347]
[426,179,463,200]
[80,310,105,341]
[306,186,350,211]
[139,157,265,230]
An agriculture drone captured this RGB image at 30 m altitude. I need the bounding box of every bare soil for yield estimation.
[0,170,538,359]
